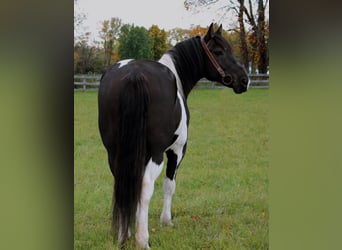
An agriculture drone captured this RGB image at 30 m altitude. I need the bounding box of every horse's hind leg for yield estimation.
[135,157,164,249]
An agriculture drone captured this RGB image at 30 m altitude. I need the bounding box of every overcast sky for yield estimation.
[75,0,236,41]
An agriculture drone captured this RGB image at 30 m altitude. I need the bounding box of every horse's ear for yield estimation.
[205,23,215,40]
[216,24,223,35]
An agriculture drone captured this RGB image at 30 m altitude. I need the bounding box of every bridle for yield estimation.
[200,36,233,86]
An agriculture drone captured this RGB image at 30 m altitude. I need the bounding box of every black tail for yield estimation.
[113,72,149,243]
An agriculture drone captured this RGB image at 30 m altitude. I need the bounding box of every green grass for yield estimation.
[74,88,269,249]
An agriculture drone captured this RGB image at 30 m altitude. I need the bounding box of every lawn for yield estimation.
[74,88,269,249]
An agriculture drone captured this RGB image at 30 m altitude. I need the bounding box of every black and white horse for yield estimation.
[98,23,249,249]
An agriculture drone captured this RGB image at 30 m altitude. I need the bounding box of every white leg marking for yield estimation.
[118,59,133,68]
[135,158,163,249]
[160,178,176,226]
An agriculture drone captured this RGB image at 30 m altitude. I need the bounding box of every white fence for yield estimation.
[74,73,269,91]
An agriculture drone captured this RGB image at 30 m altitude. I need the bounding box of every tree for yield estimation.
[99,17,122,69]
[188,25,208,37]
[235,0,269,73]
[226,30,244,63]
[237,0,249,70]
[118,24,153,60]
[74,0,87,45]
[74,35,101,74]
[167,28,191,46]
[255,0,268,73]
[148,25,168,60]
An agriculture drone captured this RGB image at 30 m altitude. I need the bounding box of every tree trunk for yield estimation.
[257,0,268,73]
[238,0,249,71]
[105,39,113,68]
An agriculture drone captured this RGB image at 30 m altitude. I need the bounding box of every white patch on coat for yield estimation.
[118,59,133,68]
[166,91,188,167]
[135,158,164,250]
[158,54,184,99]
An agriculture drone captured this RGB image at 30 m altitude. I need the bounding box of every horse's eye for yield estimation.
[213,50,223,56]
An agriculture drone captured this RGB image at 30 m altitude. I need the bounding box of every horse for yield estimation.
[98,23,249,249]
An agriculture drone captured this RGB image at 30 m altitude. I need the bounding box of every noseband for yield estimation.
[200,36,233,86]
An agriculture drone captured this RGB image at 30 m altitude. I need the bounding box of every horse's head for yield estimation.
[202,23,249,94]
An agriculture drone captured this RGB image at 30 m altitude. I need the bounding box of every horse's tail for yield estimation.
[113,72,149,243]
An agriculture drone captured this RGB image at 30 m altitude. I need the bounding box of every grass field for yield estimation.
[74,88,269,249]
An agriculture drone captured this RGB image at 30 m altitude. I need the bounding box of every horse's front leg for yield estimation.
[136,158,164,249]
[160,145,187,226]
[160,177,175,226]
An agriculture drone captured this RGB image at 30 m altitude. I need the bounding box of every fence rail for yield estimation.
[74,73,269,91]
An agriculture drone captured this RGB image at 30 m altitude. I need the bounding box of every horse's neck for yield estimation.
[162,38,204,98]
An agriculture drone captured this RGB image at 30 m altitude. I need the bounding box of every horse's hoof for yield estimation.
[136,238,150,250]
[160,220,174,227]
[140,243,151,250]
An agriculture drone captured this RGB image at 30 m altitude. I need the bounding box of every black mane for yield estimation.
[167,36,205,97]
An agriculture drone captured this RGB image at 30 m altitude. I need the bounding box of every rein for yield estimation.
[200,36,233,86]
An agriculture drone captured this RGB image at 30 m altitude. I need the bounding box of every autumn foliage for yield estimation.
[74,19,268,74]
